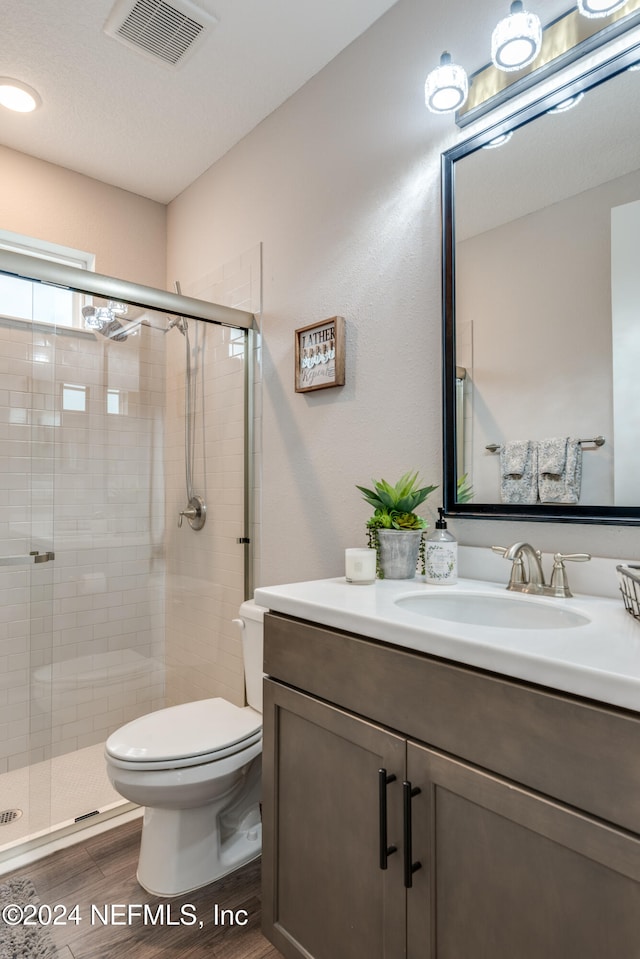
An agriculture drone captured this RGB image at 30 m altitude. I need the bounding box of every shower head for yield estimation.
[105,319,132,341]
[84,304,185,341]
[105,317,181,340]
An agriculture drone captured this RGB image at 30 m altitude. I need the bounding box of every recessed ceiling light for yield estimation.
[0,79,41,113]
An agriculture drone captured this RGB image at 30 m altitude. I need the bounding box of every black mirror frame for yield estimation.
[442,38,640,526]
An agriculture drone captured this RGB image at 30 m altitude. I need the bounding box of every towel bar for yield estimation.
[486,436,605,453]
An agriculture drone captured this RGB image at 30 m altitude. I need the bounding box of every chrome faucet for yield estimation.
[506,542,545,587]
[492,543,591,597]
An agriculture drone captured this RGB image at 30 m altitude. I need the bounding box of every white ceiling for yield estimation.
[1,0,619,207]
[456,64,640,240]
[0,0,401,203]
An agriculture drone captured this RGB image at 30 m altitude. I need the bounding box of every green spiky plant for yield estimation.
[356,471,438,577]
[456,473,474,503]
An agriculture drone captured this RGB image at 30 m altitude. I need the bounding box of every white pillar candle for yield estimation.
[345,548,377,584]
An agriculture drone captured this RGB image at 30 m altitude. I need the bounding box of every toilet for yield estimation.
[105,600,266,897]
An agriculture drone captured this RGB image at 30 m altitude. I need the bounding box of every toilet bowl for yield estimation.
[105,600,266,897]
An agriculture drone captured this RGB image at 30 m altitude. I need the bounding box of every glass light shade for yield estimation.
[82,305,113,331]
[548,92,584,113]
[577,0,628,17]
[425,52,469,114]
[483,131,514,149]
[491,2,542,72]
[0,78,41,113]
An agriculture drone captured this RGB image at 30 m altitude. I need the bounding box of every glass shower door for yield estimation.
[0,273,57,855]
[0,249,255,861]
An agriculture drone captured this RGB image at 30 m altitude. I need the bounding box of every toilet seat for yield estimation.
[105,698,262,771]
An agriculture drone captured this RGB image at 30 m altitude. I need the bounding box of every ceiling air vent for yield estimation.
[104,0,218,68]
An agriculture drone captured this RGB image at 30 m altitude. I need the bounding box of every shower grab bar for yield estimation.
[0,551,55,566]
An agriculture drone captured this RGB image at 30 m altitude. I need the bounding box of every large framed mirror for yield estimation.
[442,32,640,525]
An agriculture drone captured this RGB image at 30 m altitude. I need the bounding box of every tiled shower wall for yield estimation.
[164,244,262,709]
[0,310,166,774]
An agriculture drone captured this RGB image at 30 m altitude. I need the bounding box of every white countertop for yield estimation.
[254,576,640,713]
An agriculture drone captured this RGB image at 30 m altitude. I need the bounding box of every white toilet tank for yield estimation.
[236,600,267,714]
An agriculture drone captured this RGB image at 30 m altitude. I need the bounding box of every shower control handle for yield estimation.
[178,495,206,531]
[178,506,197,525]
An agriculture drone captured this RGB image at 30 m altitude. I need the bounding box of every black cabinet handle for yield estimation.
[403,780,422,888]
[378,768,397,869]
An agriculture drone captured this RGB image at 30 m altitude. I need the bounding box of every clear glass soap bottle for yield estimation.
[425,508,458,585]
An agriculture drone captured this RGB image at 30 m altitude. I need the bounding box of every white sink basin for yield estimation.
[395,592,591,630]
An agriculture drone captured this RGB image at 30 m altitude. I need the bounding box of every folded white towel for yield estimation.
[500,440,538,504]
[539,437,582,504]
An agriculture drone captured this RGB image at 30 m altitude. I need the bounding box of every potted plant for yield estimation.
[356,471,438,579]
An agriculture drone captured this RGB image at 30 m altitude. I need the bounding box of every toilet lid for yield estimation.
[105,698,262,764]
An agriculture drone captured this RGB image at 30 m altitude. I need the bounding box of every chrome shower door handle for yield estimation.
[0,551,55,566]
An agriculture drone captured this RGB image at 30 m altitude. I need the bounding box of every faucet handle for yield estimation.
[553,552,591,563]
[549,552,591,597]
[491,545,526,587]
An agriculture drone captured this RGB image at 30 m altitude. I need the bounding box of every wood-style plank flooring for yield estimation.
[1,818,284,959]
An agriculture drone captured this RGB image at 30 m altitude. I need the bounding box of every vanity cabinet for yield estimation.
[262,679,406,959]
[261,612,640,959]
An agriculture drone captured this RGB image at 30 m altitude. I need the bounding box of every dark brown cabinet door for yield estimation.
[407,743,640,959]
[262,679,407,959]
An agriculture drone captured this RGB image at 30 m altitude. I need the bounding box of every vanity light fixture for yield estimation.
[491,1,542,72]
[425,52,469,113]
[425,1,639,123]
[0,78,41,113]
[577,0,628,18]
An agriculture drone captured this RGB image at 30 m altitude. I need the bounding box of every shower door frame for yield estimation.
[0,250,257,859]
[0,249,257,600]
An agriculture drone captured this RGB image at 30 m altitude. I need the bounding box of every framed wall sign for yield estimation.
[295,316,345,393]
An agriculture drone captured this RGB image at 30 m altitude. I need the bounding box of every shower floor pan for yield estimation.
[0,742,125,863]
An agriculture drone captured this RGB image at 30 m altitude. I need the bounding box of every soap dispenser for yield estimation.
[425,508,458,585]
